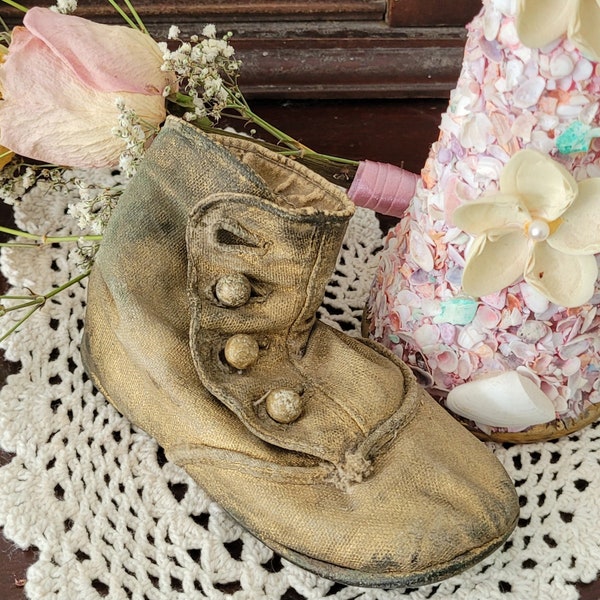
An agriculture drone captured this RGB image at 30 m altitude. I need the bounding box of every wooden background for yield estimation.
[1,0,599,597]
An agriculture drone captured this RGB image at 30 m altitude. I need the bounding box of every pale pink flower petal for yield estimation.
[23,7,174,95]
[0,28,165,168]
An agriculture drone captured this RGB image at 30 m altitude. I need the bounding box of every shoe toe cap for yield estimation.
[183,391,518,587]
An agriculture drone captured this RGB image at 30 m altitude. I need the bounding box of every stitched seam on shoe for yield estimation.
[167,444,333,484]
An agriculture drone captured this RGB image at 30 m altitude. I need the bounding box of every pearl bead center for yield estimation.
[527,219,550,242]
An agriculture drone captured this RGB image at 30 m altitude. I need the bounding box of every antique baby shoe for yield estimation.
[82,117,518,587]
[365,0,600,443]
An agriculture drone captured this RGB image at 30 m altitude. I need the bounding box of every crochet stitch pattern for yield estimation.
[1,175,599,600]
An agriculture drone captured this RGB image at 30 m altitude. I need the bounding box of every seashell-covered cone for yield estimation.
[366,0,600,443]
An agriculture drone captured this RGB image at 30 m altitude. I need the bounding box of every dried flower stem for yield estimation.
[244,112,357,166]
[105,0,145,32]
[0,270,90,341]
[121,0,146,32]
[0,225,102,244]
[2,0,27,12]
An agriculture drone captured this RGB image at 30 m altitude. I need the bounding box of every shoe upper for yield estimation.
[82,117,519,587]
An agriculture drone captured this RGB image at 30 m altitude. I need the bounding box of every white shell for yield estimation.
[573,58,593,81]
[457,326,486,350]
[520,282,549,314]
[513,76,545,109]
[549,54,574,79]
[446,371,556,428]
[409,230,434,271]
[435,348,459,373]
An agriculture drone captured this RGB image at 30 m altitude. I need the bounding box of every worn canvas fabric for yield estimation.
[81,118,517,587]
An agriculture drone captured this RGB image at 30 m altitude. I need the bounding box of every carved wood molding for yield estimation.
[73,0,387,22]
[223,24,467,99]
[386,0,481,26]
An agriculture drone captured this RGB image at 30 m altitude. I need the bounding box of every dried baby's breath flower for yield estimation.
[50,0,77,14]
[0,162,62,206]
[112,98,158,178]
[69,179,122,235]
[70,238,100,272]
[161,24,241,122]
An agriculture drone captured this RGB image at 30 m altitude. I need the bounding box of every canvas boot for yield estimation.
[82,117,518,588]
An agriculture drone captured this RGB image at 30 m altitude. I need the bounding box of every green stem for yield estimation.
[222,106,358,166]
[1,297,43,313]
[105,0,139,30]
[1,0,28,13]
[0,242,42,248]
[231,101,307,152]
[281,149,359,166]
[0,226,102,243]
[45,270,90,300]
[0,270,90,342]
[122,0,147,33]
[227,93,359,169]
[0,305,40,343]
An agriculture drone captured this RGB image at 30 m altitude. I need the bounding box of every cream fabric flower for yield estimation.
[453,149,600,308]
[515,0,600,62]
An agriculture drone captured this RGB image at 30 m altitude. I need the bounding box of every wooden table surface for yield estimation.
[1,98,599,599]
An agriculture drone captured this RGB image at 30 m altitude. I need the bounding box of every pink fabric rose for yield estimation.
[0,7,176,168]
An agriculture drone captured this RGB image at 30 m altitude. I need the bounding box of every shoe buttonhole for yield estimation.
[256,335,270,350]
[248,280,271,303]
[215,221,262,249]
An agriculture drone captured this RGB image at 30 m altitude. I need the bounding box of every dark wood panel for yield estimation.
[75,0,387,21]
[386,0,481,26]
[246,98,446,170]
[167,21,469,99]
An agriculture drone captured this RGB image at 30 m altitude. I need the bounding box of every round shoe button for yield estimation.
[266,389,303,424]
[224,334,259,370]
[215,273,252,308]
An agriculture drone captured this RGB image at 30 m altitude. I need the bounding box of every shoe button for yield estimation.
[224,334,259,369]
[215,273,252,307]
[266,389,304,423]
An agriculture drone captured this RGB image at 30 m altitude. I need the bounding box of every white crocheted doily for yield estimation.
[1,175,600,600]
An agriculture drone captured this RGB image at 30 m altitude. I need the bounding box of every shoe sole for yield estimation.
[259,514,517,588]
